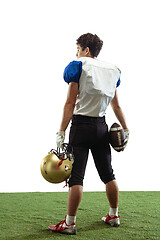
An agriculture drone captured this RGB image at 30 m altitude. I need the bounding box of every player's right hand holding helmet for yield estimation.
[56,131,65,149]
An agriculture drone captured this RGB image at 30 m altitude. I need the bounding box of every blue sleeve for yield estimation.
[116,77,121,88]
[116,68,121,88]
[63,61,82,84]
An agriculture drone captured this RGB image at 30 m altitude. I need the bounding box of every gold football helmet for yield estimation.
[40,144,74,183]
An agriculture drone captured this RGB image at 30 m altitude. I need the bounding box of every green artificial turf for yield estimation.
[0,192,159,240]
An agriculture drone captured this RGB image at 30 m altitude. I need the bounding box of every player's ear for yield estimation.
[85,47,90,56]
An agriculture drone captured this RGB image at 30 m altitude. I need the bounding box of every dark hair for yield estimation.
[76,33,103,57]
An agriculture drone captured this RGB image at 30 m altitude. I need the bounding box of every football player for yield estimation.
[49,33,129,234]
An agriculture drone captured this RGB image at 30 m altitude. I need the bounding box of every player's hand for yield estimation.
[122,129,129,150]
[56,131,65,149]
[124,129,129,141]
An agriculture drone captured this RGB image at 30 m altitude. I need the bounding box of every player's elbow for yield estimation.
[64,102,75,112]
[111,103,121,112]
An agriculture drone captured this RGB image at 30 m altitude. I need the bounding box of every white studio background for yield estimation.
[0,0,160,192]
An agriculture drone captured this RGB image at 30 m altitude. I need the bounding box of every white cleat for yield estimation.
[102,214,120,227]
[48,216,77,235]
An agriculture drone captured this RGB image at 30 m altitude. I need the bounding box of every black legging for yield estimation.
[68,115,115,187]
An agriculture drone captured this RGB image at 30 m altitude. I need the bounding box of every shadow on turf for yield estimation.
[5,222,112,239]
[78,220,112,232]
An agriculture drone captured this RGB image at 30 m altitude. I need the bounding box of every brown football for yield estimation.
[109,123,125,152]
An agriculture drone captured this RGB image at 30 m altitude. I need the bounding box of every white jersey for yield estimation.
[63,57,121,117]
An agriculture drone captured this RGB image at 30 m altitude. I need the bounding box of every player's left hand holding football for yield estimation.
[123,129,129,150]
[56,131,65,149]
